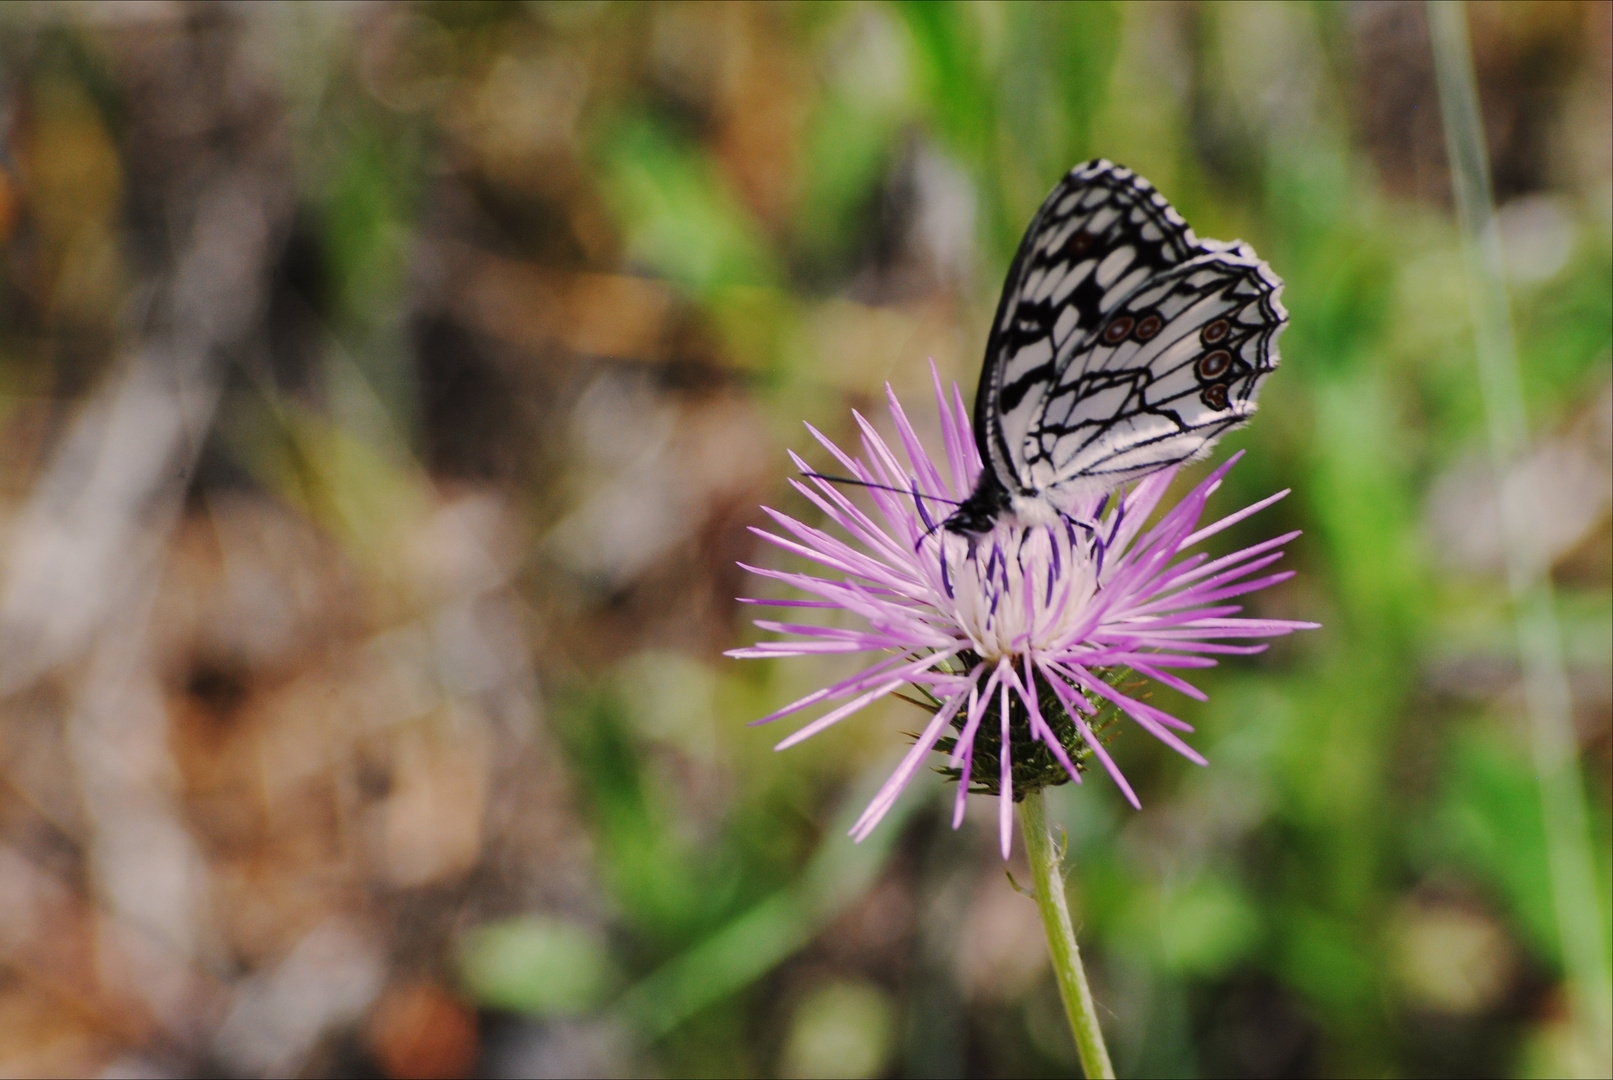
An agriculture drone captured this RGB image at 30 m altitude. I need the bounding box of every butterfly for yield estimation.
[943,160,1287,537]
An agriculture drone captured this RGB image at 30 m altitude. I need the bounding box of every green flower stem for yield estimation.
[1019,789,1114,1079]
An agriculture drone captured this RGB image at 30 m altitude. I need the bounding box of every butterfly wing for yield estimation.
[974,160,1287,515]
[1027,241,1287,506]
[975,161,1200,495]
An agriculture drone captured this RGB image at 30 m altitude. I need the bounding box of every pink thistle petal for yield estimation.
[1180,487,1291,549]
[1041,660,1140,808]
[747,652,922,726]
[1062,665,1208,765]
[1094,652,1218,671]
[1135,640,1272,656]
[736,597,841,609]
[1124,660,1208,701]
[1111,456,1246,574]
[786,470,916,570]
[1158,531,1302,593]
[952,682,982,829]
[1140,556,1292,615]
[788,449,896,544]
[1163,570,1297,610]
[951,383,980,473]
[801,427,927,546]
[886,383,952,503]
[999,674,1014,860]
[759,507,916,588]
[735,563,920,613]
[728,640,881,657]
[748,525,888,584]
[1154,547,1289,596]
[952,665,1003,828]
[1099,472,1177,564]
[804,421,876,484]
[950,665,1002,768]
[1137,618,1315,637]
[850,674,976,841]
[1011,656,1082,786]
[851,412,926,533]
[1118,601,1247,626]
[931,361,972,499]
[775,676,907,750]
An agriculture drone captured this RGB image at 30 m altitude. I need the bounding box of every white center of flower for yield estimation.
[937,522,1100,661]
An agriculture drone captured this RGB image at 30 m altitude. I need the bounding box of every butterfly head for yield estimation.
[941,471,1012,538]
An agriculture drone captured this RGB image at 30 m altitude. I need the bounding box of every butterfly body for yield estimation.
[943,160,1287,537]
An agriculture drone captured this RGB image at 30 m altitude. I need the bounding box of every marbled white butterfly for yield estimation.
[944,160,1287,536]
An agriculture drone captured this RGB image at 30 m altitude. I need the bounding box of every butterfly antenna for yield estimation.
[798,471,962,506]
[799,469,963,553]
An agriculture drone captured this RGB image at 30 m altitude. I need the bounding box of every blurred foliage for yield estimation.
[457,916,617,1016]
[0,2,1607,1079]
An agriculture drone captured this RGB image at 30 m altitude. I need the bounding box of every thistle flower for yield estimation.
[729,364,1316,858]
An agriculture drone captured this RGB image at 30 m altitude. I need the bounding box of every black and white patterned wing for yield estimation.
[975,161,1200,493]
[1025,241,1286,504]
[976,160,1286,510]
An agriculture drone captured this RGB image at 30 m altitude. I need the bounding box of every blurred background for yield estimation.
[0,2,1606,1077]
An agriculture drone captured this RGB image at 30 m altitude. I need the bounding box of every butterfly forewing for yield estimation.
[977,162,1201,491]
[969,160,1287,521]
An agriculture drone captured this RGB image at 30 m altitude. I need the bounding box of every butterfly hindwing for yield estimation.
[1029,242,1286,499]
[969,160,1287,521]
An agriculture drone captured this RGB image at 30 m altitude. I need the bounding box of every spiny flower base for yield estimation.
[916,654,1125,800]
